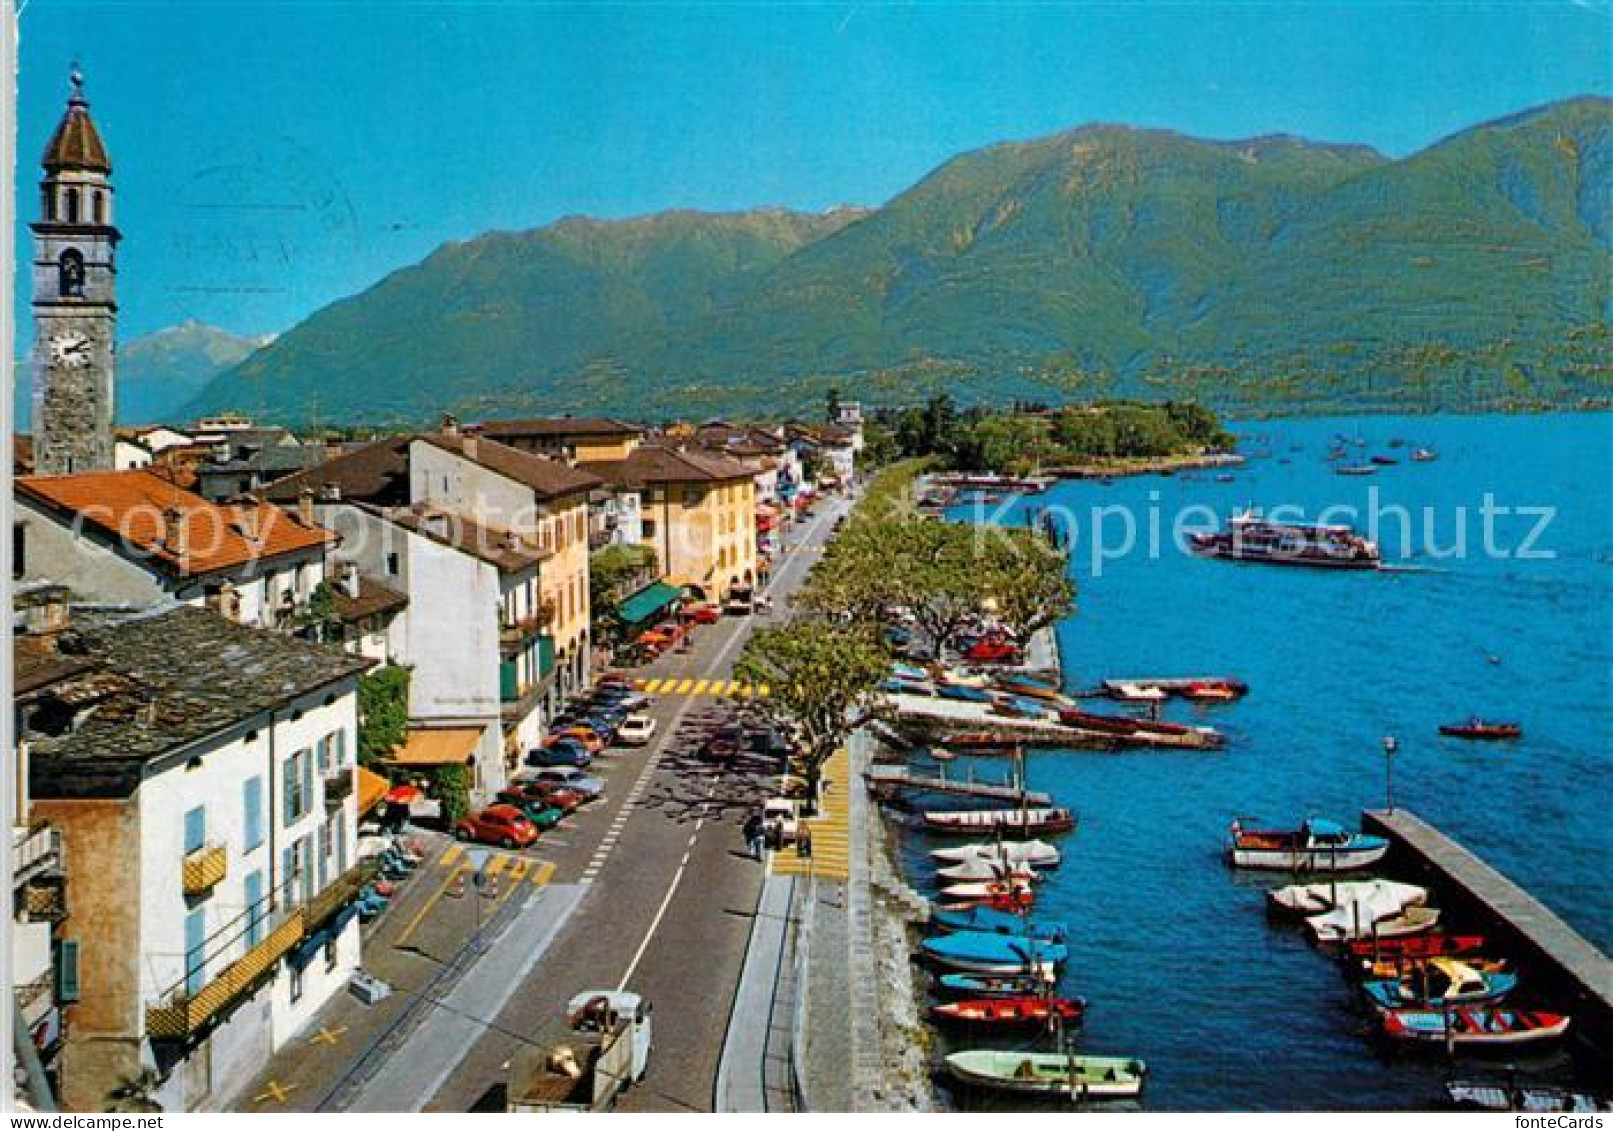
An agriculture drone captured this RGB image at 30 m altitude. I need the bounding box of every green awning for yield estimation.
[617,580,682,625]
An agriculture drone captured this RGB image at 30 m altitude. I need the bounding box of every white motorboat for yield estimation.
[929,839,1062,869]
[1308,902,1441,945]
[1267,879,1427,917]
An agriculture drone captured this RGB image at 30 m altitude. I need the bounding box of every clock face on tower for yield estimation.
[49,330,92,369]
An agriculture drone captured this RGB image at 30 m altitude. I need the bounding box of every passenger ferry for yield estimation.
[1190,510,1381,570]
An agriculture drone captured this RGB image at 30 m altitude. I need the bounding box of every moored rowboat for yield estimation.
[936,971,1055,997]
[943,1051,1147,1098]
[932,995,1086,1030]
[930,839,1061,869]
[1228,817,1388,872]
[924,807,1077,836]
[1380,1007,1570,1047]
[920,930,1067,974]
[930,905,1066,941]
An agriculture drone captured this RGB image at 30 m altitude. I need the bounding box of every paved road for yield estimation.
[422,492,854,1112]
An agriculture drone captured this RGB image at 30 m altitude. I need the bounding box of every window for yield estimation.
[316,823,330,890]
[244,870,265,946]
[642,519,657,538]
[284,748,312,825]
[243,776,264,851]
[289,964,304,1004]
[325,936,338,973]
[64,187,79,224]
[12,523,24,579]
[93,190,105,224]
[316,734,332,774]
[55,941,80,1003]
[183,806,206,854]
[333,728,347,769]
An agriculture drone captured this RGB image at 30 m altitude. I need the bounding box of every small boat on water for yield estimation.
[940,878,1036,902]
[994,674,1065,701]
[1410,447,1439,463]
[920,930,1067,974]
[1100,676,1248,702]
[936,971,1055,997]
[937,684,995,703]
[932,995,1087,1031]
[1103,681,1169,703]
[943,1051,1147,1099]
[1181,679,1242,703]
[1447,1079,1612,1113]
[936,859,1038,883]
[930,905,1066,940]
[1440,718,1522,740]
[924,807,1077,836]
[1353,951,1510,984]
[1379,1007,1570,1048]
[1346,932,1486,960]
[1267,879,1426,918]
[1361,957,1518,1010]
[1228,817,1389,872]
[1371,454,1399,466]
[1336,464,1378,477]
[931,839,1061,869]
[1308,903,1441,946]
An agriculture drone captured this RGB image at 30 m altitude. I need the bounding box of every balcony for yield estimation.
[304,861,377,931]
[145,908,305,1041]
[323,765,354,808]
[499,615,544,653]
[12,823,61,891]
[182,843,228,895]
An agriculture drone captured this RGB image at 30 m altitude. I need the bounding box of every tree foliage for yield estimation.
[358,663,411,766]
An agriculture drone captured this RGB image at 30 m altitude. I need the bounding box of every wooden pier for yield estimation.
[1362,808,1613,1063]
[865,765,1052,806]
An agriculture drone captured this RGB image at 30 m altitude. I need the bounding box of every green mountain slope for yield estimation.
[190,97,1612,424]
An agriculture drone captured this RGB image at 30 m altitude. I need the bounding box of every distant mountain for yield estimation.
[14,320,270,428]
[117,320,272,424]
[189,97,1612,424]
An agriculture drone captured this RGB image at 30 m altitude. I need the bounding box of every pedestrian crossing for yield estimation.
[635,677,771,698]
[436,841,555,886]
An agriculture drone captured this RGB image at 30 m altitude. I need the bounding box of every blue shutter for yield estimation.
[184,910,207,996]
[316,824,330,890]
[282,755,297,825]
[335,728,347,768]
[55,941,80,1003]
[301,751,315,820]
[244,870,264,946]
[243,776,263,851]
[281,846,295,907]
[183,806,206,854]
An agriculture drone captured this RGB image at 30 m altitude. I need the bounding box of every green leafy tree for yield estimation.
[428,763,471,824]
[734,622,889,797]
[358,664,411,765]
[297,580,343,643]
[980,527,1077,643]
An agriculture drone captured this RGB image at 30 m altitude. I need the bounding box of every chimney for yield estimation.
[318,481,342,502]
[162,507,188,560]
[298,487,315,526]
[441,413,459,436]
[464,435,479,461]
[236,496,262,542]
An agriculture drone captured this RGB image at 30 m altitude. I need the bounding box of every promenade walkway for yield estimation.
[771,747,850,882]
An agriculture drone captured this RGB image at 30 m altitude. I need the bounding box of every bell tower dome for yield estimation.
[31,64,119,475]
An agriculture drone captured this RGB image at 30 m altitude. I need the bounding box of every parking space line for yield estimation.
[396,864,469,947]
[438,843,464,871]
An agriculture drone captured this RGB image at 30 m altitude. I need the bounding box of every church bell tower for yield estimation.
[32,65,119,475]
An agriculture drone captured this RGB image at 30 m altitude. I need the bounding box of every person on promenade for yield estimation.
[796,825,813,859]
[743,811,764,859]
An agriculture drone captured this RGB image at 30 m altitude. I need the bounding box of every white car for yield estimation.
[616,715,657,746]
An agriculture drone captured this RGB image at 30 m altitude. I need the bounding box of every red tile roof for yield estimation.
[18,469,333,577]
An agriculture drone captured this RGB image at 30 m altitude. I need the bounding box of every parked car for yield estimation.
[494,792,567,830]
[684,603,721,625]
[547,727,605,754]
[616,715,657,746]
[504,779,584,812]
[529,739,592,768]
[454,805,539,849]
[595,691,651,713]
[722,588,755,616]
[531,766,606,799]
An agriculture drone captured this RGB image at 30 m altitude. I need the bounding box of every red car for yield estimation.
[684,603,721,625]
[504,780,583,813]
[453,804,539,849]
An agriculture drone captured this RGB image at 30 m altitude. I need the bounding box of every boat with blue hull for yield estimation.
[1360,958,1518,1010]
[1228,817,1389,872]
[921,930,1068,973]
[931,905,1067,941]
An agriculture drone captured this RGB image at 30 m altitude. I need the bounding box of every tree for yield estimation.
[825,386,842,423]
[358,664,411,765]
[734,622,889,798]
[980,527,1076,643]
[296,580,342,643]
[426,763,471,824]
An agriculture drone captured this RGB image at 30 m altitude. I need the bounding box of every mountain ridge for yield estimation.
[189,97,1612,424]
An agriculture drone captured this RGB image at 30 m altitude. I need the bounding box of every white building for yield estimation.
[15,469,333,631]
[25,604,371,1112]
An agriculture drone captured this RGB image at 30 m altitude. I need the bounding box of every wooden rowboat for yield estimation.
[924,807,1077,836]
[943,1050,1147,1098]
[932,995,1086,1030]
[1380,1007,1570,1047]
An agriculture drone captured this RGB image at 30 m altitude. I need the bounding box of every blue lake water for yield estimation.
[912,411,1613,1110]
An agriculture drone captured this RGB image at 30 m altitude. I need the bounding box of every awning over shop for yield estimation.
[382,727,480,767]
[357,766,391,813]
[616,580,682,626]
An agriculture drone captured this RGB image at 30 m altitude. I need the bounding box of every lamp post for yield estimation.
[1382,735,1399,815]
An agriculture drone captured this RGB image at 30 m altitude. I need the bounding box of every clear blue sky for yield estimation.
[16,1,1609,344]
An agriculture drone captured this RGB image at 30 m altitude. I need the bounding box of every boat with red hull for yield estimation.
[1439,719,1522,740]
[931,995,1086,1030]
[1345,933,1487,961]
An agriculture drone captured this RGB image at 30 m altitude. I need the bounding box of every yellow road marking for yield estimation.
[308,1025,347,1047]
[253,1081,298,1105]
[507,858,530,883]
[484,854,508,878]
[530,860,556,886]
[397,864,469,946]
[674,678,695,694]
[644,679,666,694]
[718,680,739,696]
[692,679,711,696]
[439,843,464,871]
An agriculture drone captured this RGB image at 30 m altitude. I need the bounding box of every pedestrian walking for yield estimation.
[796,825,814,859]
[742,812,764,860]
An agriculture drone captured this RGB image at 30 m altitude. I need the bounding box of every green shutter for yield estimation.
[56,940,80,1003]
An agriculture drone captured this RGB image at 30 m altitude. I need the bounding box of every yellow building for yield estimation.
[478,416,644,463]
[582,445,758,601]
